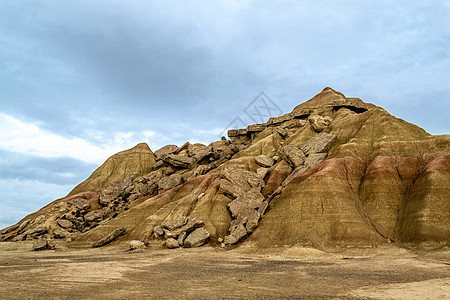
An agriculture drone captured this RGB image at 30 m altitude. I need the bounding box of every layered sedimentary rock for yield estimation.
[69,143,157,195]
[1,87,449,251]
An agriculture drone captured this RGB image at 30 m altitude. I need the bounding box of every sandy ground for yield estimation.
[0,242,449,299]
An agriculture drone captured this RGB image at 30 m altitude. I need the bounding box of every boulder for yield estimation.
[161,216,188,231]
[163,217,205,239]
[166,238,180,249]
[229,206,261,234]
[47,240,57,250]
[219,180,247,199]
[300,133,337,155]
[129,240,146,250]
[84,210,107,223]
[163,154,195,168]
[256,167,270,179]
[155,145,179,160]
[220,167,264,191]
[245,210,261,233]
[192,149,212,163]
[279,145,306,168]
[56,219,73,229]
[183,228,210,248]
[304,153,328,168]
[67,198,91,210]
[158,173,184,192]
[227,188,264,216]
[33,239,48,251]
[92,227,126,248]
[99,184,124,205]
[177,231,187,246]
[153,226,164,237]
[28,225,48,237]
[308,114,332,132]
[255,155,275,168]
[188,143,207,155]
[273,127,288,137]
[53,229,67,239]
[12,234,26,242]
[224,224,247,245]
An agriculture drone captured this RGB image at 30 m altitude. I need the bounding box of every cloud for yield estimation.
[0,178,73,229]
[0,148,97,185]
[0,113,152,163]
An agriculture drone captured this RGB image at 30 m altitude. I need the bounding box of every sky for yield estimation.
[0,0,449,229]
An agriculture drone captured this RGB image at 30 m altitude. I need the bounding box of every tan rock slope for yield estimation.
[2,88,449,251]
[69,143,156,195]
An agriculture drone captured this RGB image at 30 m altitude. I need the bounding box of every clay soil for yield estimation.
[0,242,449,299]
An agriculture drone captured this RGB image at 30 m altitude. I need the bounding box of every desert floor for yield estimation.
[0,242,448,299]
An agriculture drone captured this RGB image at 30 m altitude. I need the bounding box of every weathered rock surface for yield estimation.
[165,238,179,249]
[184,228,210,248]
[300,133,337,155]
[56,219,73,229]
[219,167,264,199]
[32,238,49,251]
[92,228,126,248]
[84,210,107,223]
[155,216,210,248]
[161,216,189,231]
[27,225,48,237]
[279,145,306,168]
[255,155,275,168]
[308,115,332,132]
[129,240,146,250]
[67,197,91,210]
[154,145,179,160]
[224,223,247,245]
[163,154,194,168]
[227,189,264,216]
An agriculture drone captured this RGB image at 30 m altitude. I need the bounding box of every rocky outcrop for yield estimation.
[2,87,449,252]
[154,216,210,249]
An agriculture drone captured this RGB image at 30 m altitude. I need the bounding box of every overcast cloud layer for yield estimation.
[0,0,449,228]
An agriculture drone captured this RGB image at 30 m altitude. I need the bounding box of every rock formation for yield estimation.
[1,87,449,251]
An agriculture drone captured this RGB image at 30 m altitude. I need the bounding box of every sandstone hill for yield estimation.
[1,88,449,251]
